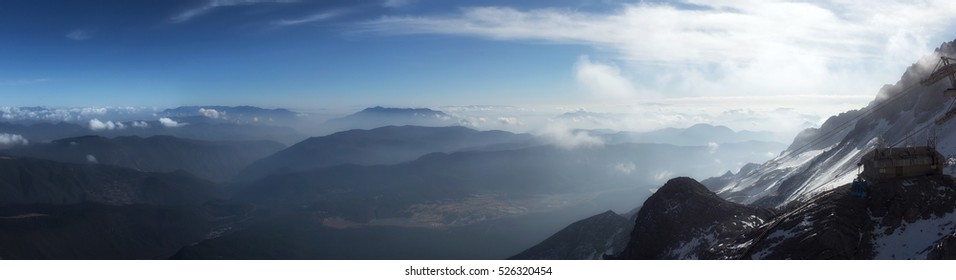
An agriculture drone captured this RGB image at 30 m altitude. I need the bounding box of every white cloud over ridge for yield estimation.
[363,1,956,104]
[89,119,125,131]
[0,106,151,122]
[199,108,221,119]
[0,133,28,147]
[497,117,521,126]
[538,122,603,149]
[131,121,149,128]
[707,142,720,154]
[159,117,186,127]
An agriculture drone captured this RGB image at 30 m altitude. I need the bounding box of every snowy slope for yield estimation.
[871,210,956,259]
[710,39,956,208]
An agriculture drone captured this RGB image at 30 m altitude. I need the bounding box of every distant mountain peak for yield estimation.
[51,135,107,144]
[356,106,449,116]
[682,123,736,135]
[687,123,728,130]
[555,109,613,119]
[322,107,460,133]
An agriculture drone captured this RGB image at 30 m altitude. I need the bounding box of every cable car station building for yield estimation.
[859,146,944,182]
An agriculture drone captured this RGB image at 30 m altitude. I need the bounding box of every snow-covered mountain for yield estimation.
[708,39,956,208]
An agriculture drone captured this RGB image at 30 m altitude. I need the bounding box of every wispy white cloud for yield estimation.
[383,0,414,8]
[362,1,956,104]
[653,170,675,182]
[613,161,637,174]
[65,29,94,41]
[86,154,98,164]
[0,78,50,86]
[575,56,639,101]
[272,10,342,26]
[364,2,955,62]
[537,121,603,149]
[171,0,299,23]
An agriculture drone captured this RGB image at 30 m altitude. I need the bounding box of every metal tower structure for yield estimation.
[920,56,956,125]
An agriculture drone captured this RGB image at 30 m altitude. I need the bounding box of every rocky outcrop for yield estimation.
[744,175,956,259]
[614,177,773,259]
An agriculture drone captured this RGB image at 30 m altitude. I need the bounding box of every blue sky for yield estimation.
[0,0,604,108]
[2,0,956,116]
